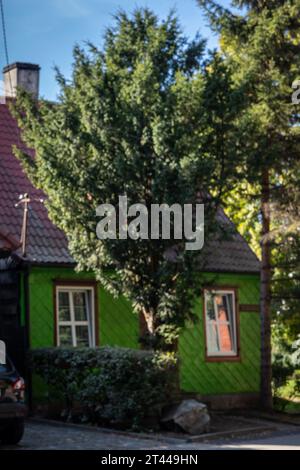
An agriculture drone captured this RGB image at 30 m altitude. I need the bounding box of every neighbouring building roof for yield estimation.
[0,102,260,273]
[202,209,261,274]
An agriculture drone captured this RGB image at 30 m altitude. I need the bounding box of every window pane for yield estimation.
[73,292,88,321]
[215,294,233,352]
[205,292,216,321]
[73,292,86,307]
[59,292,69,306]
[206,321,219,354]
[59,326,73,347]
[218,321,233,352]
[226,294,236,352]
[76,326,89,347]
[74,306,88,321]
[216,295,230,322]
[227,294,234,319]
[58,292,71,321]
[205,291,237,356]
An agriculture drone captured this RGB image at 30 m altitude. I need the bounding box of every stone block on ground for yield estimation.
[161,399,210,435]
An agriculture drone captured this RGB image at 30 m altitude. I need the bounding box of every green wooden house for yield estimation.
[0,63,261,409]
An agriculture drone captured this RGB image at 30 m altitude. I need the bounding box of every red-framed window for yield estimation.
[204,288,239,360]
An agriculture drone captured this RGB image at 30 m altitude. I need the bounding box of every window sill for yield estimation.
[205,355,241,363]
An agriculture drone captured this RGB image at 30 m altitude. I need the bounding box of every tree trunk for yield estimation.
[139,308,159,350]
[260,167,273,410]
[142,308,156,336]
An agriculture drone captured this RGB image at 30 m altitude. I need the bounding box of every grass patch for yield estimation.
[274,397,300,414]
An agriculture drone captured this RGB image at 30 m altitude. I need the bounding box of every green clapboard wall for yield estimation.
[179,273,261,394]
[29,267,139,349]
[29,267,260,395]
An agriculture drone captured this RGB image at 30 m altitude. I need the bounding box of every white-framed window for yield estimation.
[56,286,96,348]
[204,289,238,357]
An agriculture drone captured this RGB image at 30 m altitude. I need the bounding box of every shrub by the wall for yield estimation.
[29,347,177,429]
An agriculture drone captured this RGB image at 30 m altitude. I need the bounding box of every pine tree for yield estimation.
[272,160,300,342]
[197,0,300,408]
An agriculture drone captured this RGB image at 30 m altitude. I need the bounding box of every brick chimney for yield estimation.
[3,62,40,100]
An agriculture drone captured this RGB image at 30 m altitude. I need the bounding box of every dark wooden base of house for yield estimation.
[183,392,260,410]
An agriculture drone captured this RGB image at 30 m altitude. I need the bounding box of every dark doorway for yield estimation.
[0,254,26,375]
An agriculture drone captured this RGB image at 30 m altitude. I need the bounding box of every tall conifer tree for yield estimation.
[197,0,300,408]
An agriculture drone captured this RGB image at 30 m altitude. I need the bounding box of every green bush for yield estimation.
[291,336,300,398]
[272,325,294,391]
[272,349,294,390]
[272,331,300,411]
[29,347,177,429]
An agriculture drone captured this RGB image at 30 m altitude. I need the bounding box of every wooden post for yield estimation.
[260,168,273,410]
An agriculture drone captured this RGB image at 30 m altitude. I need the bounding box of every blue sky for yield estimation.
[1,0,233,100]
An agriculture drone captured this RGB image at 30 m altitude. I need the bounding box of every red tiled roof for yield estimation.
[0,103,73,264]
[0,226,20,252]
